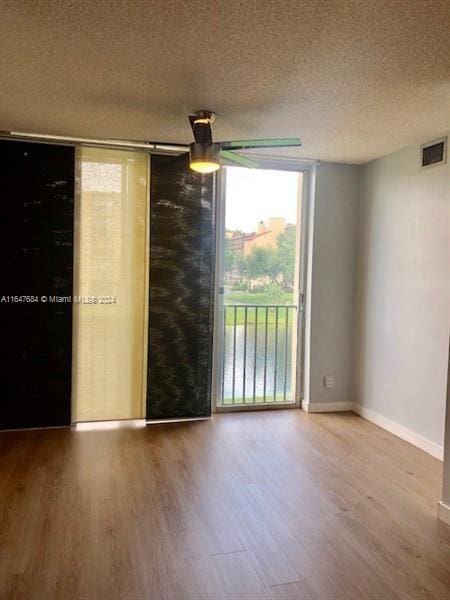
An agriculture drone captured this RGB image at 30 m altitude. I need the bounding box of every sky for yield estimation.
[225,167,301,233]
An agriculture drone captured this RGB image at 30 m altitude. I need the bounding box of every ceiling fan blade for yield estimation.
[221,150,259,168]
[219,138,301,151]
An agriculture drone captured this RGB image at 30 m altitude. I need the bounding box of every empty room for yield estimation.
[0,1,449,599]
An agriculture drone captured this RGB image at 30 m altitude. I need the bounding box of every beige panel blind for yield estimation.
[72,147,148,422]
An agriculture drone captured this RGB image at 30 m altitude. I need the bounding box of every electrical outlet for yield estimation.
[323,376,335,389]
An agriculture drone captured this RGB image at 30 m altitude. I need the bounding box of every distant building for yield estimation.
[243,217,286,256]
[227,217,287,257]
[225,218,289,286]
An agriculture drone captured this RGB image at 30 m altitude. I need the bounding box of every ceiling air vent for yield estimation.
[421,137,447,169]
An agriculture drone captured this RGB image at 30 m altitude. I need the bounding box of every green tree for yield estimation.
[275,225,296,288]
[225,225,297,293]
[266,282,285,303]
[245,246,280,285]
[224,240,239,271]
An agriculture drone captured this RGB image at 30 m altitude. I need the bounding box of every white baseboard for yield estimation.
[438,502,450,526]
[302,401,353,413]
[352,404,444,460]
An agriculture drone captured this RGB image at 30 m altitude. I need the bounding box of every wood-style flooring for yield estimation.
[0,410,449,600]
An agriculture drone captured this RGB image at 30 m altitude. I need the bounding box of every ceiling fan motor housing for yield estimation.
[189,142,221,166]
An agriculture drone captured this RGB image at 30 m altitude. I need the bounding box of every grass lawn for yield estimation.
[223,290,295,326]
[225,291,293,305]
[224,306,296,326]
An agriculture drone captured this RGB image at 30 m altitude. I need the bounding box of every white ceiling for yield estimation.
[1,0,449,164]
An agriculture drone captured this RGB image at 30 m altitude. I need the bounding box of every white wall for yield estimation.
[442,346,450,507]
[304,163,360,411]
[354,142,450,458]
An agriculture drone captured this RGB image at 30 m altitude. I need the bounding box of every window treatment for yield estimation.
[72,147,148,422]
[147,153,215,419]
[0,140,74,429]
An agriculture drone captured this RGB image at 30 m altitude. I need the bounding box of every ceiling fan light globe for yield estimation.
[190,160,220,174]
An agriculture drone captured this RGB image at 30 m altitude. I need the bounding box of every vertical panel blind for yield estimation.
[72,147,148,422]
[147,154,215,419]
[0,140,74,429]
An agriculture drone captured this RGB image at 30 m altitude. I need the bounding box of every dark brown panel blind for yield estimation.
[0,140,74,429]
[147,154,215,419]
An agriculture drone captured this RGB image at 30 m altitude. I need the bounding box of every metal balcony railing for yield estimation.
[220,304,297,406]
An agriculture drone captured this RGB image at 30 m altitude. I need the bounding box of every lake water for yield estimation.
[221,323,294,404]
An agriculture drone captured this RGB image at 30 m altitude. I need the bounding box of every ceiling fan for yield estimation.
[154,110,302,174]
[2,110,301,174]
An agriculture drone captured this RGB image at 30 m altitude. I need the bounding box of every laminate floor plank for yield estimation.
[0,411,449,600]
[267,580,315,600]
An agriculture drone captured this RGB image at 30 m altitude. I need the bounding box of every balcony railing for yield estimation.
[220,304,297,406]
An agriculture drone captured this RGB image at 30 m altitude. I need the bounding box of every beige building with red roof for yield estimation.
[227,217,287,257]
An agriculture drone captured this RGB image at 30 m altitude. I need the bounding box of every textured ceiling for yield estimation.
[1,0,450,164]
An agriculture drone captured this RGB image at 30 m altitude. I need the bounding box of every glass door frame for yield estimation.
[211,157,317,413]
